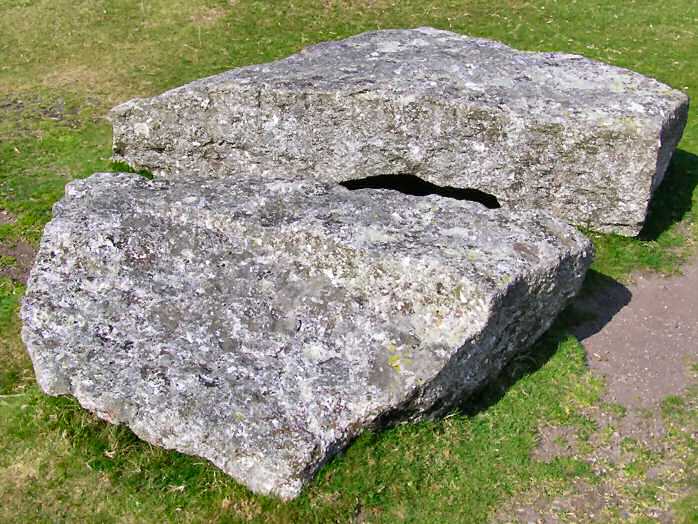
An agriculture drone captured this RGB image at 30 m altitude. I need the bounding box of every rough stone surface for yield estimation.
[22,172,592,499]
[110,27,689,236]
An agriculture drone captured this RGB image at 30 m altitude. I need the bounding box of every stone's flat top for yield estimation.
[186,27,686,125]
[49,172,587,283]
[22,172,592,498]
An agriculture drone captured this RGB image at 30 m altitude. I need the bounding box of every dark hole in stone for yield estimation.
[339,174,501,209]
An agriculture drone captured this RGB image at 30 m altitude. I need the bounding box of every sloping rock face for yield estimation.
[110,27,689,236]
[22,172,592,499]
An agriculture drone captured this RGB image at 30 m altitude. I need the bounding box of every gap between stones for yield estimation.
[339,173,502,209]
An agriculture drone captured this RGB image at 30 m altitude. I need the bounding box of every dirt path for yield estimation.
[497,258,698,523]
[574,259,698,409]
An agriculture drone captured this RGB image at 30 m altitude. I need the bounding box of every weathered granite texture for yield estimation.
[22,172,592,498]
[110,27,689,236]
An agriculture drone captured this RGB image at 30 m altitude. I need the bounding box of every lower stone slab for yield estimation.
[21,172,592,498]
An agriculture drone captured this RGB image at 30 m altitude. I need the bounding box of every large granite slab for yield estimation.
[22,172,592,498]
[110,27,689,235]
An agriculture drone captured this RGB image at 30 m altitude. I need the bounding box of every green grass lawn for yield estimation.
[1,1,697,522]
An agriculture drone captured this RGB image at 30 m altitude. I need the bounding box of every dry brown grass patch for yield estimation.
[190,6,228,27]
[322,0,396,10]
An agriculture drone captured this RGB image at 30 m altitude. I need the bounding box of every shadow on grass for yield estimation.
[458,323,571,417]
[461,269,631,417]
[640,149,698,241]
[567,270,632,341]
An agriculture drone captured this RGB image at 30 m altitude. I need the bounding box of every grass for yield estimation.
[0,333,601,523]
[1,0,697,522]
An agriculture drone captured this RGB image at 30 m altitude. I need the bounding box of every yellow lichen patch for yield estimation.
[387,354,401,371]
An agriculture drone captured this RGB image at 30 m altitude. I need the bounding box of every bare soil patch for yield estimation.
[499,257,698,522]
[0,241,36,284]
[573,259,698,408]
[0,210,16,225]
